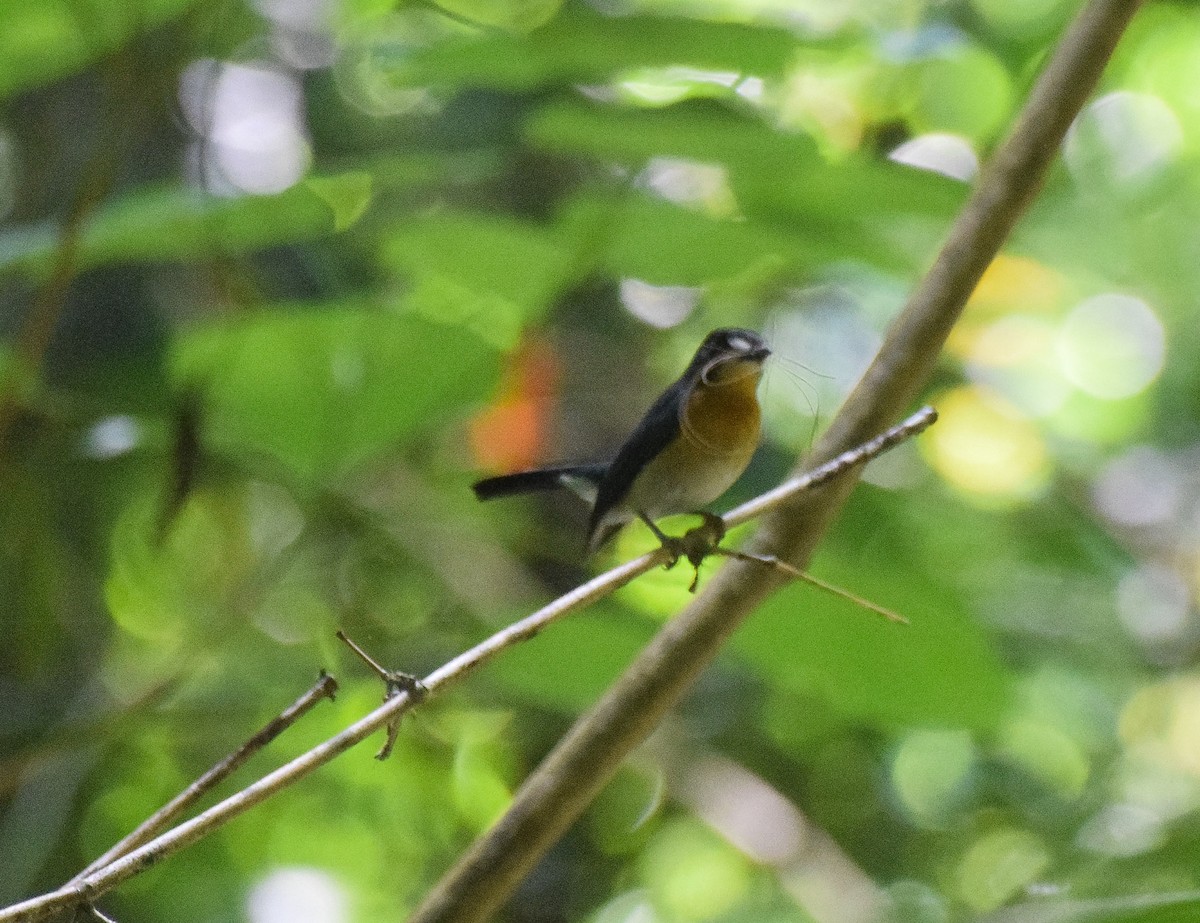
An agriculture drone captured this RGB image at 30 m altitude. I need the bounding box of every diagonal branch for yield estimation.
[69,673,339,883]
[407,1,1144,921]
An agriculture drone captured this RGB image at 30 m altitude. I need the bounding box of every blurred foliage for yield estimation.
[2,0,1200,922]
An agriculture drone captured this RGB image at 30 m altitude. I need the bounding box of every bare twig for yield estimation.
[724,405,937,531]
[722,550,908,624]
[0,411,934,923]
[71,673,338,883]
[407,2,1143,922]
[335,630,427,759]
[0,51,149,458]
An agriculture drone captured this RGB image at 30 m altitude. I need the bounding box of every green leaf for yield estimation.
[486,611,654,713]
[382,209,575,345]
[306,172,374,232]
[0,0,198,98]
[734,583,1010,730]
[529,98,965,269]
[171,308,500,483]
[433,0,563,33]
[527,97,823,175]
[386,5,799,91]
[0,166,444,279]
[734,490,1013,730]
[556,192,837,286]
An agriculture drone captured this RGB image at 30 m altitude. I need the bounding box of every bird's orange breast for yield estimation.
[679,363,763,458]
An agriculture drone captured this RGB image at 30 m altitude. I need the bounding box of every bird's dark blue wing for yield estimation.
[586,378,685,548]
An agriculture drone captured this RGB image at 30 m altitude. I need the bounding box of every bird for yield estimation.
[472,328,770,554]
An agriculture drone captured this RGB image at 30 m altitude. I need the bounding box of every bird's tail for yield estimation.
[472,463,607,502]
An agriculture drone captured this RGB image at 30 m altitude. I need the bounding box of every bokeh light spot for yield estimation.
[1116,563,1192,646]
[889,133,978,182]
[885,880,950,923]
[1065,91,1183,191]
[82,415,142,460]
[966,254,1065,318]
[637,158,736,216]
[913,46,1013,142]
[970,315,1051,368]
[1056,293,1164,400]
[997,718,1089,798]
[924,386,1048,499]
[957,828,1050,912]
[180,59,311,194]
[780,61,866,152]
[1120,677,1200,777]
[1092,445,1184,527]
[620,278,702,329]
[892,730,975,827]
[1077,802,1164,857]
[640,820,750,921]
[593,891,661,923]
[966,315,1070,419]
[1124,11,1200,148]
[248,867,348,923]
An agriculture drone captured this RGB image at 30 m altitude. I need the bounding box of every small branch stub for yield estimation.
[336,630,428,759]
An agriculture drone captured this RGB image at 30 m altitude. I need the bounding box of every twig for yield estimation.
[0,51,144,459]
[407,2,1143,921]
[71,673,339,883]
[335,630,427,759]
[721,550,907,624]
[724,405,936,531]
[0,411,934,923]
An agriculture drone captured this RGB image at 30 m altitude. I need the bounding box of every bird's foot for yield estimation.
[676,512,727,592]
[640,511,729,592]
[646,512,727,592]
[678,511,726,566]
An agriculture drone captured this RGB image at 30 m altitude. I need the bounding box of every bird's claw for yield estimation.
[654,512,728,592]
[383,670,428,703]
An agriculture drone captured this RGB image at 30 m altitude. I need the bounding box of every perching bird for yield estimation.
[473,328,770,553]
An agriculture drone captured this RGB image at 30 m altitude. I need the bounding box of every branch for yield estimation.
[0,53,143,457]
[69,673,339,883]
[0,411,932,923]
[407,2,1144,921]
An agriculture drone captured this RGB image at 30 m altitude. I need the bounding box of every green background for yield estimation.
[2,0,1200,921]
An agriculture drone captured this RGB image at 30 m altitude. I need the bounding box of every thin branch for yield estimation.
[723,551,907,625]
[725,405,938,531]
[70,673,339,883]
[0,51,146,458]
[81,906,116,923]
[0,411,934,923]
[407,2,1143,922]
